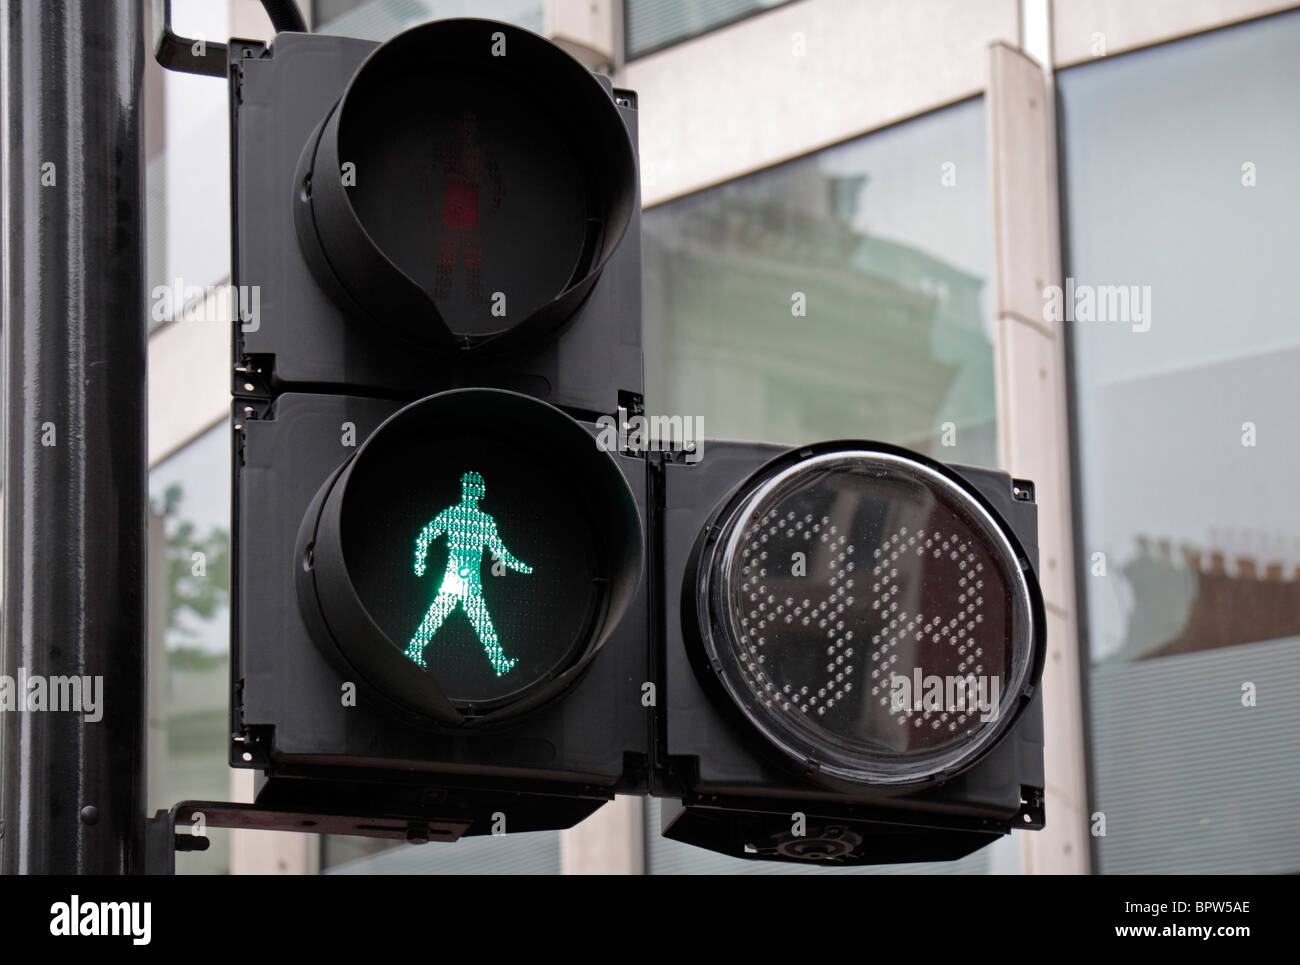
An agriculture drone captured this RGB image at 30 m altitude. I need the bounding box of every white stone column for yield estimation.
[560,795,645,875]
[986,39,1091,874]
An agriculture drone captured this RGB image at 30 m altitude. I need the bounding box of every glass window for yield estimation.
[644,96,998,469]
[323,830,561,874]
[148,0,232,332]
[314,0,543,41]
[642,98,1006,873]
[625,0,796,59]
[148,424,233,874]
[1059,9,1300,874]
[313,0,366,24]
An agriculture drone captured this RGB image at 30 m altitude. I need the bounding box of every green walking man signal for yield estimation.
[405,470,532,676]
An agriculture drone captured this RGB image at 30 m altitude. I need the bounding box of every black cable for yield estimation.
[260,0,309,34]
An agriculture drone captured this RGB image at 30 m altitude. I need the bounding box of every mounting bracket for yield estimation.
[144,799,471,874]
[151,0,229,76]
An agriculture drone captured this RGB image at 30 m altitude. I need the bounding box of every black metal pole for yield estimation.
[1,0,147,873]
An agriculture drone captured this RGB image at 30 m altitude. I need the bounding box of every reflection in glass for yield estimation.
[625,0,796,58]
[148,425,232,874]
[1060,9,1300,873]
[151,1,231,330]
[314,0,542,40]
[643,98,996,469]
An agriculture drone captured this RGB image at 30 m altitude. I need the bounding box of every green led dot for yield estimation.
[404,470,532,676]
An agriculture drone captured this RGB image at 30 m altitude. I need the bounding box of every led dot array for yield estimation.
[868,527,987,735]
[732,510,1002,742]
[736,509,859,717]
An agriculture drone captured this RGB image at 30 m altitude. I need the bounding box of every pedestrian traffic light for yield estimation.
[233,18,641,414]
[230,18,649,837]
[651,440,1047,865]
[228,14,1047,863]
[294,388,642,726]
[290,20,636,367]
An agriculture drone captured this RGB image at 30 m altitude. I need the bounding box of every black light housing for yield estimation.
[655,439,1047,866]
[292,18,638,356]
[689,442,1043,788]
[295,388,643,727]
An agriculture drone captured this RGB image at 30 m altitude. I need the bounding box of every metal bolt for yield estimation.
[406,826,430,845]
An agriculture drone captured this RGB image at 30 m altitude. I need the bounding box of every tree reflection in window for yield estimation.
[147,427,233,875]
[155,482,230,652]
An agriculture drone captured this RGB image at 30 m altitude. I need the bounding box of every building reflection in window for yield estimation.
[1061,9,1300,873]
[643,97,997,471]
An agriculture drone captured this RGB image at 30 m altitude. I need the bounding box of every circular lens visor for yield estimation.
[697,448,1038,786]
[300,389,644,724]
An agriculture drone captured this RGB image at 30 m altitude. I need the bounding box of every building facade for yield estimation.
[145,0,1300,874]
